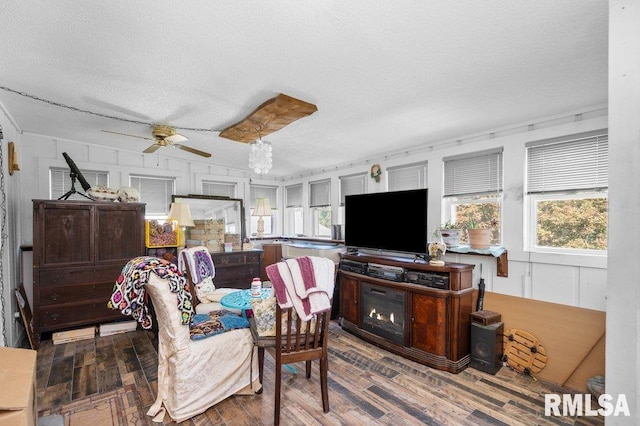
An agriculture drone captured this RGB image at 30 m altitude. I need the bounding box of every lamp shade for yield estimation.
[168,202,195,227]
[252,198,273,216]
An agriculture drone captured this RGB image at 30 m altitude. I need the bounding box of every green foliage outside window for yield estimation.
[454,201,501,244]
[536,198,607,250]
[314,207,332,236]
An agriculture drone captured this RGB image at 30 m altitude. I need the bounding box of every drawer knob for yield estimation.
[51,276,60,284]
[51,293,58,301]
[51,313,60,321]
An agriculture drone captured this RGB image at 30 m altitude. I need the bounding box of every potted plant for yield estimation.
[465,217,496,249]
[438,221,463,247]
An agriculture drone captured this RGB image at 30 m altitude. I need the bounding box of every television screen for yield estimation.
[345,189,428,255]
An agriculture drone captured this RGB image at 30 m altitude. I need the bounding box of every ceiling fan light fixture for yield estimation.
[249,139,272,174]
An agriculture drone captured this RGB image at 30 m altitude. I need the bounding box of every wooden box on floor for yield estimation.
[0,347,37,426]
[52,326,96,345]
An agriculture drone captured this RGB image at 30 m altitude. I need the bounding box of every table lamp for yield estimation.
[168,199,195,247]
[252,197,272,238]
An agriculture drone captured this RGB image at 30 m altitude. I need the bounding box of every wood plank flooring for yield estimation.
[36,321,605,425]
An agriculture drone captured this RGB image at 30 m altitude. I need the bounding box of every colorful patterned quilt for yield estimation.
[108,256,194,329]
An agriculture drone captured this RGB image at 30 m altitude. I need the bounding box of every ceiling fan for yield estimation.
[102,125,212,158]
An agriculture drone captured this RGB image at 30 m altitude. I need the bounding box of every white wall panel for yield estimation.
[578,267,607,311]
[531,263,578,305]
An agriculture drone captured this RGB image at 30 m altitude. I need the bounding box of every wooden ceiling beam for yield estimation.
[219,93,317,143]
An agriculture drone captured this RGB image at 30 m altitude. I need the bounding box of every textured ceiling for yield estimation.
[0,1,608,177]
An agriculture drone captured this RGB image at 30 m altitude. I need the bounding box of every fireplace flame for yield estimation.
[369,307,397,323]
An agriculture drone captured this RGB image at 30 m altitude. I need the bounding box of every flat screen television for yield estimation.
[344,188,428,255]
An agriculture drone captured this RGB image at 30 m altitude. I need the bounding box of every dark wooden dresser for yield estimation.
[32,200,146,337]
[210,250,263,289]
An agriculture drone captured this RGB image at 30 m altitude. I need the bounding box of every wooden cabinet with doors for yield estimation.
[260,243,283,281]
[32,200,146,337]
[337,253,474,373]
[338,273,360,325]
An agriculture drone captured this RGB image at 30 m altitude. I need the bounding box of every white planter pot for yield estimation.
[438,229,462,247]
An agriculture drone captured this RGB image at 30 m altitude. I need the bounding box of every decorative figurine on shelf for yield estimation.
[428,241,446,266]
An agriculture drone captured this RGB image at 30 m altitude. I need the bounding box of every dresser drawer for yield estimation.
[39,265,124,287]
[215,264,261,284]
[212,251,262,267]
[38,282,115,307]
[38,302,124,332]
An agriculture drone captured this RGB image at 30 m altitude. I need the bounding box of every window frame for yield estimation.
[285,184,304,236]
[309,179,331,238]
[442,149,503,246]
[49,167,109,200]
[525,130,608,255]
[527,191,607,255]
[249,184,278,237]
[387,162,428,192]
[129,175,176,219]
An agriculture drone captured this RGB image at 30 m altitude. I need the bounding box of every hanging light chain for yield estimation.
[0,85,219,133]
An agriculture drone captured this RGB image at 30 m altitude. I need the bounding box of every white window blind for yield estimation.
[50,168,108,200]
[285,184,302,208]
[202,181,236,198]
[339,174,365,206]
[443,149,503,197]
[527,131,608,194]
[130,175,175,216]
[310,180,331,207]
[388,162,427,192]
[250,185,278,209]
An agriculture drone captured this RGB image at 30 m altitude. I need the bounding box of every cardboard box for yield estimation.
[99,321,137,337]
[52,326,96,344]
[0,347,37,426]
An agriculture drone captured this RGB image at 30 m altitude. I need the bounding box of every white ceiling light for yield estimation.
[249,138,272,174]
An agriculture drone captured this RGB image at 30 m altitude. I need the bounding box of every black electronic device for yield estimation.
[339,259,368,275]
[366,263,405,282]
[470,322,504,375]
[345,189,428,255]
[59,152,92,200]
[405,270,450,290]
[476,278,486,311]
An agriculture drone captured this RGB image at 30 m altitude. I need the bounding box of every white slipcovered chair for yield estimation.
[145,271,260,423]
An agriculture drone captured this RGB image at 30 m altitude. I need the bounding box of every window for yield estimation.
[387,162,427,191]
[285,184,304,236]
[339,173,366,206]
[309,179,331,238]
[130,175,175,218]
[443,149,503,245]
[50,167,108,200]
[526,130,608,252]
[202,181,236,198]
[249,185,277,236]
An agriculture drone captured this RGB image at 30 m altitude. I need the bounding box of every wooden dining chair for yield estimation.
[253,303,332,425]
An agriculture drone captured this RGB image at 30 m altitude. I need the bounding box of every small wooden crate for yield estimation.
[470,310,501,326]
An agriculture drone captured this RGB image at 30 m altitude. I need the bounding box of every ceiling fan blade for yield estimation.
[173,144,212,158]
[143,144,162,154]
[166,133,188,143]
[102,129,154,141]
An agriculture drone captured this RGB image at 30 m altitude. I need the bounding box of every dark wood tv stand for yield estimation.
[338,253,475,373]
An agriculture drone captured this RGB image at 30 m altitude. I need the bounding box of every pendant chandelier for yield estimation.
[249,138,272,174]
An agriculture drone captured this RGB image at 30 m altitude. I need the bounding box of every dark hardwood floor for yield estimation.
[35,321,604,425]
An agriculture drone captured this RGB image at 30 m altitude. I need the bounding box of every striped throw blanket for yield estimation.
[266,256,335,321]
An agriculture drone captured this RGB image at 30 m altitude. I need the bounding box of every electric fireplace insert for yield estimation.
[361,283,405,345]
